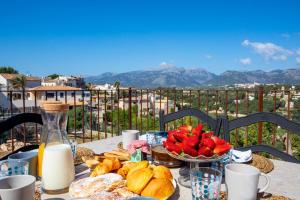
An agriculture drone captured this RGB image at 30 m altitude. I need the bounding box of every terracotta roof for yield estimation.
[0,73,41,81]
[29,85,81,91]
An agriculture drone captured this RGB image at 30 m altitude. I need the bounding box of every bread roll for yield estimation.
[127,168,153,194]
[153,165,173,180]
[141,178,175,200]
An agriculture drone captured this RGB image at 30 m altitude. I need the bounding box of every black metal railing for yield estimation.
[0,86,300,158]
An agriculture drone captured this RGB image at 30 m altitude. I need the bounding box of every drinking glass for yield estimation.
[0,160,29,177]
[190,167,222,200]
[69,139,78,158]
[211,150,232,176]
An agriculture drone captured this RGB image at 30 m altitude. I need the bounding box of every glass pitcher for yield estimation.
[40,102,75,194]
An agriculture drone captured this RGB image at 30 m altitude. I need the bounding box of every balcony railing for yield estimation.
[0,86,300,158]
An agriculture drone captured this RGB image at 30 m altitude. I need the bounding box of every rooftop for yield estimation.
[29,85,81,91]
[0,73,41,81]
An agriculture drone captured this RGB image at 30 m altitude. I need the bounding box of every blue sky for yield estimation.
[0,0,300,76]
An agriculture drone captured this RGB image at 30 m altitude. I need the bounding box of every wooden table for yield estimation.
[42,136,300,200]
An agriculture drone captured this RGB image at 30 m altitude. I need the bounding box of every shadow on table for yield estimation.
[169,180,181,200]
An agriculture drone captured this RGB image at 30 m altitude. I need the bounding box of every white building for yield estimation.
[41,76,85,88]
[0,73,41,109]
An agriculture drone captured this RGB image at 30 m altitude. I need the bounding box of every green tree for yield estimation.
[0,66,18,74]
[47,74,60,79]
[114,81,120,89]
[11,75,27,90]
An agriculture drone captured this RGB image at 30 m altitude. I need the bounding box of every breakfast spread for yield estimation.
[70,158,175,200]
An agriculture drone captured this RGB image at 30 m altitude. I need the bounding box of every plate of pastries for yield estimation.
[70,150,176,200]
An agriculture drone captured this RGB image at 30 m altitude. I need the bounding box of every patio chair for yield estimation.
[222,112,300,163]
[159,108,223,136]
[0,113,43,160]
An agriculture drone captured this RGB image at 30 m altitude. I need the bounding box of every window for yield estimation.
[46,92,55,98]
[60,92,64,98]
[71,92,75,97]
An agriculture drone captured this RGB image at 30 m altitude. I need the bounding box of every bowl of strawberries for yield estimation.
[162,124,232,163]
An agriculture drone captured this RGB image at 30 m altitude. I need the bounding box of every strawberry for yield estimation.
[202,131,214,139]
[198,146,213,157]
[211,136,226,145]
[175,142,184,151]
[185,135,199,148]
[213,143,232,156]
[178,125,192,132]
[167,130,177,143]
[173,131,188,142]
[183,145,198,157]
[165,141,182,154]
[201,138,216,150]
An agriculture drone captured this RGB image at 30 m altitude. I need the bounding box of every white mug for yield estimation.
[225,164,270,200]
[122,130,139,150]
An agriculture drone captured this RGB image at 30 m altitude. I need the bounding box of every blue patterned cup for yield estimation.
[190,167,222,200]
[0,160,29,177]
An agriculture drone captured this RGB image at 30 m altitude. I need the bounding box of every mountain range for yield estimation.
[86,67,300,88]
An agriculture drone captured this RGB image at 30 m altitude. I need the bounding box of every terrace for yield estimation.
[0,86,300,199]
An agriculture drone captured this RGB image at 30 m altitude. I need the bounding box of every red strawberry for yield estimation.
[167,130,177,143]
[173,131,188,142]
[183,144,198,157]
[175,142,184,151]
[202,131,214,139]
[165,141,182,154]
[185,135,199,148]
[213,143,232,156]
[178,125,192,132]
[201,138,216,150]
[211,136,226,145]
[198,146,213,157]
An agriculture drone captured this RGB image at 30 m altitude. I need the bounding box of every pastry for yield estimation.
[90,163,110,177]
[127,160,149,178]
[141,178,175,200]
[152,165,173,180]
[126,168,153,194]
[69,173,123,198]
[85,159,100,169]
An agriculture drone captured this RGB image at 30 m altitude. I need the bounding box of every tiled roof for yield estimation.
[29,85,81,91]
[0,73,41,81]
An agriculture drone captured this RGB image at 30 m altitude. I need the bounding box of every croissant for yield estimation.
[90,163,110,177]
[141,178,175,200]
[152,165,173,181]
[126,168,153,194]
[127,161,149,178]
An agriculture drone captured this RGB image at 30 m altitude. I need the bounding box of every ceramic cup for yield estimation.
[0,175,36,200]
[122,130,139,150]
[8,151,38,176]
[225,164,270,200]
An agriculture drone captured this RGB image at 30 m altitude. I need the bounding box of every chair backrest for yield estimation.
[0,113,43,134]
[222,112,300,163]
[159,108,223,135]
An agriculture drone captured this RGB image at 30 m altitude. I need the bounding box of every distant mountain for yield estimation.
[85,67,300,88]
[86,67,216,88]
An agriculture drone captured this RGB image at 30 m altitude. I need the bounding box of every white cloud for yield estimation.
[281,33,290,39]
[242,39,293,61]
[240,57,251,65]
[204,54,213,59]
[296,57,300,64]
[160,62,174,68]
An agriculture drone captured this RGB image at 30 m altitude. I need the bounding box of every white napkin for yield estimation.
[232,149,252,163]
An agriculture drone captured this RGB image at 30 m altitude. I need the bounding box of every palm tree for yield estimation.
[11,75,27,90]
[10,75,27,111]
[114,81,120,89]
